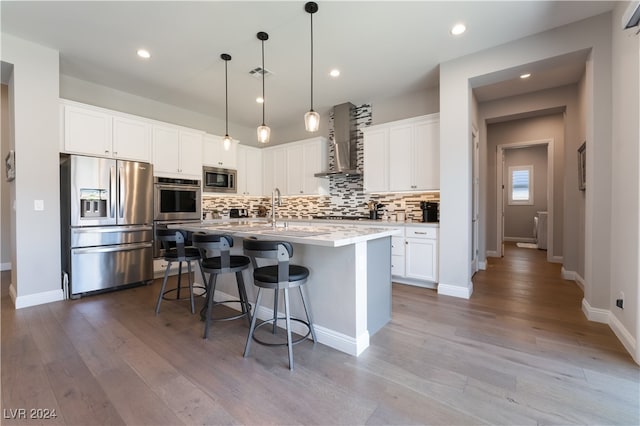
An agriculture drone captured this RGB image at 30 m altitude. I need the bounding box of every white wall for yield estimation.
[1,84,11,269]
[439,13,611,303]
[1,33,63,307]
[610,2,639,362]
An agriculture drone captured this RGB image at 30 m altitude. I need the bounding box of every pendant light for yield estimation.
[256,31,271,144]
[304,2,320,132]
[221,53,233,151]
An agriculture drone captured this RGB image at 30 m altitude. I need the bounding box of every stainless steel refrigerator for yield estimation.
[60,154,154,298]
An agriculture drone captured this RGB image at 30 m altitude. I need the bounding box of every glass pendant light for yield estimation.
[304,2,320,132]
[221,53,233,151]
[257,32,271,144]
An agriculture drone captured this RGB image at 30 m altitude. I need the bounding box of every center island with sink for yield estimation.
[172,220,401,356]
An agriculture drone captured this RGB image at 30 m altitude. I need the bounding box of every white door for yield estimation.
[471,128,480,274]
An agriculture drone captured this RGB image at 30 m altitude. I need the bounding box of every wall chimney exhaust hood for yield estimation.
[315,102,361,178]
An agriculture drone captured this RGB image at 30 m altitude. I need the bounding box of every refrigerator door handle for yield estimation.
[119,166,125,218]
[72,242,153,255]
[72,225,152,234]
[110,165,116,218]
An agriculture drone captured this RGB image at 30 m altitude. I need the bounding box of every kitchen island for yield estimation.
[174,221,400,356]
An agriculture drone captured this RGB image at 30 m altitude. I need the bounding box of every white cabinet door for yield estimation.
[413,119,439,190]
[363,127,388,193]
[286,144,305,195]
[405,238,437,282]
[152,126,202,178]
[237,144,263,196]
[302,139,328,195]
[152,125,180,175]
[388,124,413,191]
[63,104,111,156]
[178,130,203,177]
[263,146,287,195]
[203,134,237,168]
[112,115,151,162]
[391,235,406,277]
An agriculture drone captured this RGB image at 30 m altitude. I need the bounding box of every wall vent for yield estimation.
[249,67,273,78]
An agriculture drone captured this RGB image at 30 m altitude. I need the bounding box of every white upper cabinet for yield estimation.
[263,137,328,196]
[262,146,287,195]
[61,100,151,162]
[363,113,439,192]
[112,115,152,162]
[362,127,389,193]
[286,137,328,196]
[203,134,238,169]
[237,144,263,196]
[152,124,203,178]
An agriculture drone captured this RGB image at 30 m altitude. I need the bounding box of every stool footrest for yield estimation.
[161,285,206,301]
[199,300,252,322]
[251,317,313,347]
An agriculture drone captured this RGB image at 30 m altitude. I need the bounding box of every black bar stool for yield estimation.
[155,229,204,315]
[242,239,317,370]
[192,233,252,339]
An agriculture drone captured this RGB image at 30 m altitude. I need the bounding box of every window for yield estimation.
[508,165,533,205]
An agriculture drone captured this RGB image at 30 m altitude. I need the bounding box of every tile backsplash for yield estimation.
[202,102,439,222]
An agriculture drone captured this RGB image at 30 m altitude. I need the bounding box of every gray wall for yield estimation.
[1,84,10,268]
[502,145,548,241]
[488,113,564,251]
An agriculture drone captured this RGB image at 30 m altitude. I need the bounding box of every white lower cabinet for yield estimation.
[392,225,438,287]
[391,235,406,277]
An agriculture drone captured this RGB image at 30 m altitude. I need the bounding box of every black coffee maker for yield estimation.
[420,201,439,222]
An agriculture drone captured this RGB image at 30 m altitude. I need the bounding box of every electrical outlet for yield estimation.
[34,200,44,211]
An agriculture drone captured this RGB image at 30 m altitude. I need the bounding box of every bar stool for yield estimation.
[155,229,204,315]
[192,233,252,339]
[242,239,317,370]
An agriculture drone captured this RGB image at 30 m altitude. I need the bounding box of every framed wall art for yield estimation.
[5,150,15,182]
[577,141,586,191]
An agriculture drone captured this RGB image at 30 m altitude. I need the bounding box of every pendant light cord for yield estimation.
[261,39,266,126]
[310,10,314,111]
[224,59,229,136]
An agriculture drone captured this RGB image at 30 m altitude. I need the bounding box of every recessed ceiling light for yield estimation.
[520,73,531,79]
[329,69,340,77]
[137,49,151,59]
[256,97,264,104]
[450,23,466,36]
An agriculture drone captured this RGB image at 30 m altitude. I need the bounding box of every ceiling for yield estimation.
[1,1,614,135]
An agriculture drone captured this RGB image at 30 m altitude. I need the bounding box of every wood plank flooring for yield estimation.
[2,243,638,425]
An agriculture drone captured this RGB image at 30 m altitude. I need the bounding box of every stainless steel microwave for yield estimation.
[202,166,237,193]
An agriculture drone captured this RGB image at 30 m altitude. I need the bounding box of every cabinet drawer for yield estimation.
[391,236,405,255]
[405,226,437,239]
[391,254,405,277]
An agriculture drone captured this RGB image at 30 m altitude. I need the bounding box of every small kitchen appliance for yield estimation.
[420,201,439,223]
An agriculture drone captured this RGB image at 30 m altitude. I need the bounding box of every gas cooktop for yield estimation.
[312,215,372,221]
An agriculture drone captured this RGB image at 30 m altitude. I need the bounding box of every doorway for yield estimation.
[496,139,554,262]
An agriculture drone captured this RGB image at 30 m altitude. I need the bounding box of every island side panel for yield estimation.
[366,236,392,336]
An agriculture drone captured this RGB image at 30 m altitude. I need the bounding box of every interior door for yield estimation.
[471,128,480,275]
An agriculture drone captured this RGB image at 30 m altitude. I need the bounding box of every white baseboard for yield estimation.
[478,260,487,270]
[581,297,638,365]
[1,262,11,271]
[437,281,473,299]
[581,298,610,323]
[10,284,65,309]
[486,250,500,258]
[549,255,563,264]
[217,289,369,356]
[561,267,575,281]
[504,236,536,243]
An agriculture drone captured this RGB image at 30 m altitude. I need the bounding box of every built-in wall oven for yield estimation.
[153,177,202,258]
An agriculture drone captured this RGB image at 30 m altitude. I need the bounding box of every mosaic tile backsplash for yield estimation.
[202,103,439,222]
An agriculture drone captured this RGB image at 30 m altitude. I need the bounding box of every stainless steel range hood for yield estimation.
[315,102,361,177]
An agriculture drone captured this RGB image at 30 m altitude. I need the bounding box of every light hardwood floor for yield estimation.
[2,243,638,425]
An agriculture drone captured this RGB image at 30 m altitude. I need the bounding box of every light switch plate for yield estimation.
[34,200,44,211]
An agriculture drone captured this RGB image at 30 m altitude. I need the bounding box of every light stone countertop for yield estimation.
[173,221,402,248]
[200,217,440,228]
